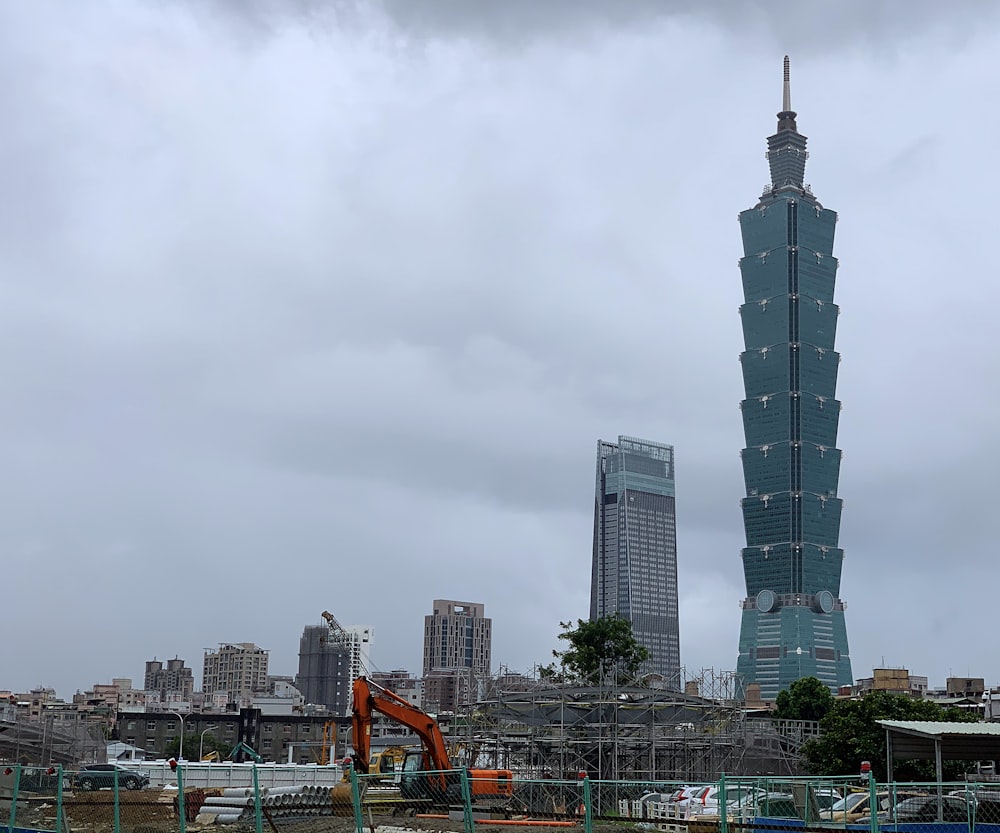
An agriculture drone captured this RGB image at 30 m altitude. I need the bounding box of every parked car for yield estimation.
[688,785,763,818]
[949,788,1000,818]
[666,785,707,819]
[822,790,924,824]
[809,787,842,812]
[74,764,149,791]
[738,793,800,820]
[858,795,969,825]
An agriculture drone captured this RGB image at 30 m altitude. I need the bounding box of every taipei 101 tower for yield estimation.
[735,58,852,699]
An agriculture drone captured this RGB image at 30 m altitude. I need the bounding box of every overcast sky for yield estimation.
[4,0,1000,699]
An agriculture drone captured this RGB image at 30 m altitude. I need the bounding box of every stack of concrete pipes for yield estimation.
[198,785,335,824]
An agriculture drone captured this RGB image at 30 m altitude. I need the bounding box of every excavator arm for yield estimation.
[351,675,513,801]
[351,677,451,777]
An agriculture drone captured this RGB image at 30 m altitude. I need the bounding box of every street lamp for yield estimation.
[168,711,187,761]
[199,726,217,762]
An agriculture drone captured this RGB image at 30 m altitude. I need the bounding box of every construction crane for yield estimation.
[321,609,368,680]
[320,610,353,652]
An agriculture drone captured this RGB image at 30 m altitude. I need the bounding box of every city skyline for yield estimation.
[4,4,1000,696]
[735,60,852,698]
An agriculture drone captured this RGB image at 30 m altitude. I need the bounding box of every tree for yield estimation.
[545,615,649,685]
[164,733,230,760]
[774,676,834,722]
[802,690,979,779]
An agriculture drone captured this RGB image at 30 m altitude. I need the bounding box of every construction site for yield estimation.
[431,668,814,781]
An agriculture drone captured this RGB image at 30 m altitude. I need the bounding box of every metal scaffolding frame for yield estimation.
[447,668,807,781]
[0,716,106,765]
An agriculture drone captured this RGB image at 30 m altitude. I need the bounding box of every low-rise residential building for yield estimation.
[114,710,350,764]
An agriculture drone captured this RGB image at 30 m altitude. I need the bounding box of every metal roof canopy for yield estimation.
[879,720,1000,782]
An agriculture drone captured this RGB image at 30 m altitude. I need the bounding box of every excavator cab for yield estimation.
[399,750,459,802]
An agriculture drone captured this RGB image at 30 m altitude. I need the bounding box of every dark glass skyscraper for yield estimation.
[592,436,679,686]
[735,59,852,699]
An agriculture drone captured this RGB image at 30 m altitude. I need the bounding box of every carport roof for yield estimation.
[878,720,1000,761]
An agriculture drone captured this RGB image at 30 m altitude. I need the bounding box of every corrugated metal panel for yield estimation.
[878,721,1000,737]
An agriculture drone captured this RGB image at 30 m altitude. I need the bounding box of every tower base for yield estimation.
[736,599,851,701]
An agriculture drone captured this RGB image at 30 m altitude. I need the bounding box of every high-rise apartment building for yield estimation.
[591,436,679,686]
[422,600,491,678]
[295,622,372,716]
[202,643,269,701]
[735,58,852,699]
[144,657,194,700]
[341,626,372,681]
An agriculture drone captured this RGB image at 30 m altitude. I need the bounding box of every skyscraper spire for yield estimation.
[776,55,797,132]
[782,55,791,112]
[767,55,806,190]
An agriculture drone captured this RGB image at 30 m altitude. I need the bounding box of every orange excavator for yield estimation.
[351,676,514,803]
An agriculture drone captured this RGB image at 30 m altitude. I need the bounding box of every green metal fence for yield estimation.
[5,763,1000,833]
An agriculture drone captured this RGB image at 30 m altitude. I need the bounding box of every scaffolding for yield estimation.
[446,668,806,781]
[0,715,105,765]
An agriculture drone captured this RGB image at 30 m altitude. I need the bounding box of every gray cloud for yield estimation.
[2,0,999,697]
[198,0,1000,53]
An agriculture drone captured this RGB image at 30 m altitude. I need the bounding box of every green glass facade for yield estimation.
[735,61,852,699]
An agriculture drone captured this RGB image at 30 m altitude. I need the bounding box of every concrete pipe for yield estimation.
[202,797,254,809]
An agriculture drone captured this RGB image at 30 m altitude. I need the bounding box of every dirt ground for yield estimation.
[8,791,608,833]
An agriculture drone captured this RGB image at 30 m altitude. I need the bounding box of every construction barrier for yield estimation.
[6,765,1000,833]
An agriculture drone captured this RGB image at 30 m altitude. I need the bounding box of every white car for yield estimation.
[689,785,763,818]
[666,785,708,819]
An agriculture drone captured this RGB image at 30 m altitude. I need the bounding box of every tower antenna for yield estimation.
[782,55,791,112]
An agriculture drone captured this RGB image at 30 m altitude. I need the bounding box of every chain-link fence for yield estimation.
[6,764,1000,833]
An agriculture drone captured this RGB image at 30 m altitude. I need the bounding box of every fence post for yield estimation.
[176,763,186,833]
[252,764,263,833]
[349,766,364,833]
[55,765,64,833]
[582,776,593,833]
[7,763,21,833]
[868,771,878,833]
[719,772,728,833]
[113,766,121,833]
[460,768,475,833]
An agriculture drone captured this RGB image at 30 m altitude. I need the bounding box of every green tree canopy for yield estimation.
[774,676,834,723]
[543,615,650,685]
[164,732,231,761]
[802,690,979,779]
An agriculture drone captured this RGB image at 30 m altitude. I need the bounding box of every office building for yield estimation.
[591,436,679,685]
[735,58,852,698]
[202,643,269,702]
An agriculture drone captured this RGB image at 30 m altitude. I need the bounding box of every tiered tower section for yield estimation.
[735,58,852,699]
